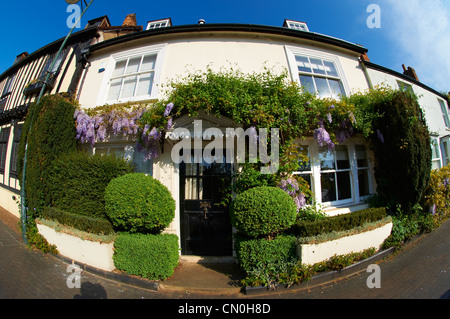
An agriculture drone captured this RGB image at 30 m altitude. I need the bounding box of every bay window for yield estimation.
[294,139,374,208]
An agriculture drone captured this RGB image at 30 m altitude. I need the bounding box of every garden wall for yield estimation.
[36,222,115,272]
[297,221,393,265]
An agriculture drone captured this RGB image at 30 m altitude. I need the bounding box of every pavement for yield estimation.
[1,205,449,299]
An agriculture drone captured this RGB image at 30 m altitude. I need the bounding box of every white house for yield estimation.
[0,15,448,258]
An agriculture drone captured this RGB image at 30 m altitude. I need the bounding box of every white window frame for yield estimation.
[438,98,450,129]
[285,20,309,32]
[146,19,171,30]
[98,44,166,106]
[285,46,350,99]
[431,136,442,170]
[294,138,374,208]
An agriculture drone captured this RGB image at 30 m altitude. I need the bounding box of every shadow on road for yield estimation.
[73,282,108,299]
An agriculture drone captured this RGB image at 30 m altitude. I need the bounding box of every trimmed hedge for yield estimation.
[113,232,179,280]
[41,207,115,235]
[286,207,387,238]
[47,151,134,220]
[105,173,175,233]
[231,186,297,238]
[18,94,78,214]
[235,234,297,273]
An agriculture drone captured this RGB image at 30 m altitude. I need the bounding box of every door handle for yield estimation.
[200,201,211,220]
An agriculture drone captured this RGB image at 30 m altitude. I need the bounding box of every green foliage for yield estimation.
[423,164,450,227]
[47,151,134,220]
[113,232,179,280]
[41,207,115,235]
[241,247,377,288]
[105,173,176,233]
[296,205,327,222]
[231,186,297,238]
[382,204,435,249]
[18,94,78,215]
[287,207,387,238]
[235,234,298,274]
[140,68,357,194]
[348,87,432,211]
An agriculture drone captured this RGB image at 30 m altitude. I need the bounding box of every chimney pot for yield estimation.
[402,65,419,82]
[123,13,137,27]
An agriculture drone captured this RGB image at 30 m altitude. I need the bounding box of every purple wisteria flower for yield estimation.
[167,117,173,130]
[326,113,332,123]
[164,103,174,117]
[314,125,335,150]
[278,177,307,212]
[376,129,385,143]
[138,126,162,162]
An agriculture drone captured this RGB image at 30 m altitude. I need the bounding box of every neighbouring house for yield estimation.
[0,15,448,258]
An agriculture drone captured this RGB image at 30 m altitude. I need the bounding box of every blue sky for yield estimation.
[1,0,449,93]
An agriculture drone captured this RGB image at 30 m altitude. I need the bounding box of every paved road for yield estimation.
[0,212,449,301]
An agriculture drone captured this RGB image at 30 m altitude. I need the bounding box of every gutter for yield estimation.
[89,23,368,55]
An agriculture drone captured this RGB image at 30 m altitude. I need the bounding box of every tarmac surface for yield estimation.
[0,206,449,302]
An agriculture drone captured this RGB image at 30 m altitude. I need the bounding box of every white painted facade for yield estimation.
[1,18,448,257]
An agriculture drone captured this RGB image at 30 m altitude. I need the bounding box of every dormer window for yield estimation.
[284,19,309,32]
[146,18,172,30]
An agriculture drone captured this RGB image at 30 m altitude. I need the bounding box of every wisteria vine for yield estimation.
[74,103,175,161]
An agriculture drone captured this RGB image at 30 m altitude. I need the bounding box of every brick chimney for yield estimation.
[122,13,137,27]
[13,52,28,64]
[402,64,419,82]
[360,52,370,62]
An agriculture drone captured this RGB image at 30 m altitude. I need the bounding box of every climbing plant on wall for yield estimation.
[74,69,432,212]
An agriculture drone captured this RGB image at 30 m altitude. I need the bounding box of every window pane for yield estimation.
[440,100,450,127]
[140,55,156,72]
[310,58,326,75]
[125,57,141,74]
[323,61,338,77]
[358,169,370,197]
[319,146,335,170]
[314,77,331,98]
[300,76,316,94]
[113,61,126,76]
[120,76,137,98]
[185,178,199,200]
[355,145,368,167]
[296,56,311,73]
[337,171,352,200]
[336,145,350,169]
[297,145,311,171]
[185,163,198,176]
[107,78,122,100]
[321,173,336,202]
[136,73,154,96]
[329,79,345,98]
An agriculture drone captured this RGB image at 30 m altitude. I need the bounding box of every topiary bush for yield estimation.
[47,151,134,220]
[105,173,175,233]
[18,94,78,215]
[113,232,179,280]
[231,186,297,238]
[348,88,431,212]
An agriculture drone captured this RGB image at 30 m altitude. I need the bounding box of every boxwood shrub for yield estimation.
[286,207,387,237]
[105,173,175,233]
[113,232,179,280]
[41,207,115,235]
[235,234,297,274]
[47,151,134,220]
[231,186,297,238]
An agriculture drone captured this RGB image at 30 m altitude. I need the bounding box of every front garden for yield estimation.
[16,69,450,287]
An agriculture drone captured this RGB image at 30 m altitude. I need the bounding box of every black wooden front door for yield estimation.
[180,155,232,256]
